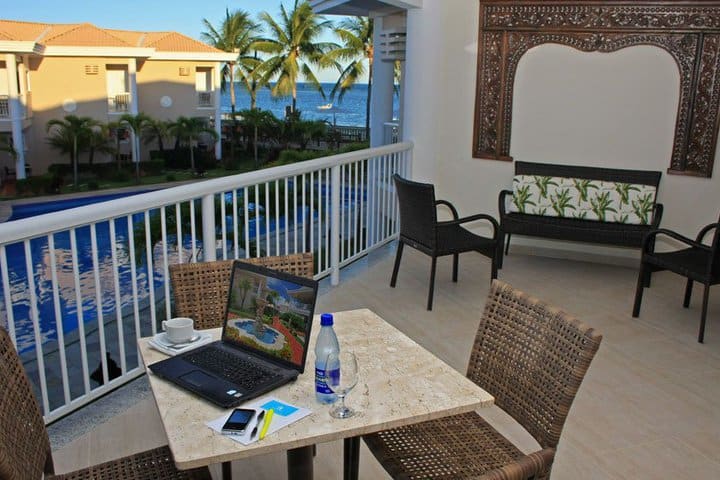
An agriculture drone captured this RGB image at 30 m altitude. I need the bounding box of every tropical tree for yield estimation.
[238,109,278,168]
[328,16,373,136]
[120,112,153,183]
[143,118,171,156]
[0,135,17,162]
[107,121,127,170]
[256,0,338,112]
[87,124,115,166]
[202,8,262,164]
[237,51,266,110]
[169,116,219,172]
[46,115,99,189]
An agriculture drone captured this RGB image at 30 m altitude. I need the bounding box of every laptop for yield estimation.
[149,260,318,408]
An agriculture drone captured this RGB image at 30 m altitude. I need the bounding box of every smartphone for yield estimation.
[221,408,256,435]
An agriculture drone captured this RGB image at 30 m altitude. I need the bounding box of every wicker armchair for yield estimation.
[364,280,602,480]
[169,253,315,330]
[391,174,500,310]
[0,326,210,480]
[632,215,720,343]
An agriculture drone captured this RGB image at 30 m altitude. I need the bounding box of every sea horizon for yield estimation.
[221,82,399,127]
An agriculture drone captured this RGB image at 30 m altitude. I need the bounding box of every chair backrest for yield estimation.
[170,253,314,330]
[0,327,54,479]
[709,215,720,276]
[467,280,602,449]
[393,174,438,249]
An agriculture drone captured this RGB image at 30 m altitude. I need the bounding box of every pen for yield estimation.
[258,408,274,440]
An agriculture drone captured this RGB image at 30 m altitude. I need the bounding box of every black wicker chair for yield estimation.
[391,174,499,310]
[0,326,210,480]
[632,215,720,343]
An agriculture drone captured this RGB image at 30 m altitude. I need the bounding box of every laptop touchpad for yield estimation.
[180,370,215,388]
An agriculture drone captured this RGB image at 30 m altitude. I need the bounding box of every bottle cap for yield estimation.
[320,313,334,326]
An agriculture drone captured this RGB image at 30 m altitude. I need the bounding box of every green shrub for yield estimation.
[112,170,132,182]
[166,173,176,182]
[141,158,164,175]
[87,180,99,190]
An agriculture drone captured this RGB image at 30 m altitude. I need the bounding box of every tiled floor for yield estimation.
[52,245,720,478]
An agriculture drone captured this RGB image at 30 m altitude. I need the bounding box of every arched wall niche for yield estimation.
[472,1,720,177]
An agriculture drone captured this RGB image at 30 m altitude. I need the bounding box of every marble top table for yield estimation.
[139,308,495,478]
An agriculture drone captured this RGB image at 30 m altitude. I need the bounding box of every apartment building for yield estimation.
[0,20,235,176]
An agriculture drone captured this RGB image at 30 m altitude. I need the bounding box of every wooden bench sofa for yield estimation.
[498,161,663,267]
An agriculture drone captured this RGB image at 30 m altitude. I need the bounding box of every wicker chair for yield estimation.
[0,326,210,480]
[169,253,315,330]
[364,280,602,480]
[391,174,500,310]
[632,215,720,343]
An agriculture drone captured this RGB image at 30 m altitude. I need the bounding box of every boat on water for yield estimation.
[317,103,333,110]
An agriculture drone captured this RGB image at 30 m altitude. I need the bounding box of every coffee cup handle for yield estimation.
[161,320,167,331]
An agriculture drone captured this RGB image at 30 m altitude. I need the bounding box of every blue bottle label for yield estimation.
[315,367,340,394]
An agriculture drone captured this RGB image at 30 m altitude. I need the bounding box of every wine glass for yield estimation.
[324,351,359,419]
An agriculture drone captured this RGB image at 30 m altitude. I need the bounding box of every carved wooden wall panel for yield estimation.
[473,1,720,177]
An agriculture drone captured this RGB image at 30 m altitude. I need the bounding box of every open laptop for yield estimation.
[149,260,318,408]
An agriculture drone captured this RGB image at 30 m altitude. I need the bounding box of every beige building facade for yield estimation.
[0,20,234,176]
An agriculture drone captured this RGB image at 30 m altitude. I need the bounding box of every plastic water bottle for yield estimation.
[315,313,340,404]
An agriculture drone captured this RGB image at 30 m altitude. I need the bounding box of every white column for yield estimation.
[128,58,138,114]
[5,54,26,179]
[214,64,222,160]
[369,16,395,148]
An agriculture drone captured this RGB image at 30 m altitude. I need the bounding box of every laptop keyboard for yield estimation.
[184,346,282,391]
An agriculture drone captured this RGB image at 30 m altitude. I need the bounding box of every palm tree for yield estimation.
[202,9,262,163]
[46,115,99,189]
[328,16,373,137]
[120,113,152,183]
[238,109,277,168]
[143,117,171,156]
[169,116,219,172]
[87,124,114,166]
[256,0,338,112]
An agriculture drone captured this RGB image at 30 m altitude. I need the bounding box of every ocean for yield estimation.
[220,82,399,127]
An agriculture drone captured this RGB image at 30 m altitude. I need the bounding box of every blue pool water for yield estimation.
[8,192,148,221]
[236,319,280,344]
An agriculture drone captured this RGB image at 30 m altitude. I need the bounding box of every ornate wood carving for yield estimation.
[473,1,720,177]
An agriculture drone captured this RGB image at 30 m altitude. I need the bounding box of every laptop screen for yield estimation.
[222,260,318,373]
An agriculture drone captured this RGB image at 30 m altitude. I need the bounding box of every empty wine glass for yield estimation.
[324,351,358,419]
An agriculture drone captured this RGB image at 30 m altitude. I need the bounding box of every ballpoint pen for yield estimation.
[258,408,274,440]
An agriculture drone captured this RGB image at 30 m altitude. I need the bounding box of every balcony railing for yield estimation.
[0,93,32,120]
[0,96,9,118]
[0,142,412,422]
[108,92,131,113]
[197,91,213,108]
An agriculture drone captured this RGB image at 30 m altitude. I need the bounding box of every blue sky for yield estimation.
[3,1,353,82]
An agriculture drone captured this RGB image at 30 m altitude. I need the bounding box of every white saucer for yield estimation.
[154,331,201,348]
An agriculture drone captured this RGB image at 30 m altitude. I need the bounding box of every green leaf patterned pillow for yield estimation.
[508,175,656,225]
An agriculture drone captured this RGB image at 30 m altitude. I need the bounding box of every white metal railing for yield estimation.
[108,92,131,113]
[0,96,9,118]
[197,91,213,108]
[0,142,412,422]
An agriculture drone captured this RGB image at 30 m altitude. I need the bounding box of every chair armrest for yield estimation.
[696,222,720,244]
[435,199,459,220]
[480,447,556,480]
[643,228,712,253]
[439,214,499,239]
[651,203,663,227]
[498,190,512,216]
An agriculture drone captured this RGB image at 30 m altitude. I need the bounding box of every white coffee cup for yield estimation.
[162,317,194,344]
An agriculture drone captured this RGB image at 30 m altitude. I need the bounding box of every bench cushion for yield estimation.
[508,175,657,225]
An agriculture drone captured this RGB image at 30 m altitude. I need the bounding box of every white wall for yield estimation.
[404,0,720,261]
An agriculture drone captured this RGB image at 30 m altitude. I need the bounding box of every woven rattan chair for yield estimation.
[0,326,210,480]
[364,280,602,480]
[391,174,500,310]
[169,253,314,330]
[632,215,720,343]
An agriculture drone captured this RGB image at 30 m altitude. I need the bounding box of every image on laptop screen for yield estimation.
[224,264,315,368]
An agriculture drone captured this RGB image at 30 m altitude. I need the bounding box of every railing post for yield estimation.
[202,194,216,261]
[331,165,341,285]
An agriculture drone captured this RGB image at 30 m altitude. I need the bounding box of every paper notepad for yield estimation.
[207,396,311,445]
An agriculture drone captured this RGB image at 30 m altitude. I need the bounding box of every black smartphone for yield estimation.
[221,408,256,435]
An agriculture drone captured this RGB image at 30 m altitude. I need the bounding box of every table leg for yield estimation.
[222,461,232,480]
[343,437,360,480]
[287,445,314,480]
